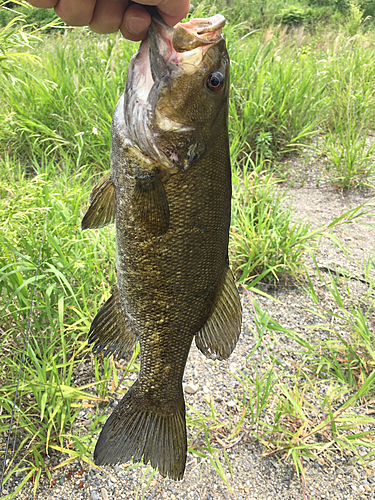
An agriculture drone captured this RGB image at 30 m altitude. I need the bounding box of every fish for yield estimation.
[81,10,242,481]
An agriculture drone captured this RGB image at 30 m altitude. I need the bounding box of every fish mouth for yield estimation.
[123,13,226,169]
[148,14,226,82]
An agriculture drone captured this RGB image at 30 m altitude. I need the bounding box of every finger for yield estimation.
[89,0,128,34]
[133,0,190,27]
[27,1,58,6]
[158,0,190,27]
[54,0,96,26]
[120,3,150,41]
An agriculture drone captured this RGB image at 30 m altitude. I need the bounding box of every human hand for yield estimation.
[27,1,191,41]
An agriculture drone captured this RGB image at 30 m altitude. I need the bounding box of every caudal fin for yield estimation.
[94,382,187,480]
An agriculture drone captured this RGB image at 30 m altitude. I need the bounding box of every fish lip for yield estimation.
[148,14,226,81]
[173,14,226,50]
[178,14,226,33]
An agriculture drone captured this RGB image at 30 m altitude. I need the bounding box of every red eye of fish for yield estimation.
[207,72,224,92]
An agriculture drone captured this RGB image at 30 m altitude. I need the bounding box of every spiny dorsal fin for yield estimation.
[132,174,170,236]
[82,173,116,230]
[195,267,242,360]
[89,285,136,359]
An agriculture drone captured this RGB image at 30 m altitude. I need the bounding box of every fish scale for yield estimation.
[82,11,242,480]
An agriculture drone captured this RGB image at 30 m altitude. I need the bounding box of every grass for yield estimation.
[246,281,375,476]
[323,127,375,188]
[0,157,121,497]
[230,153,315,285]
[2,19,375,180]
[0,2,375,498]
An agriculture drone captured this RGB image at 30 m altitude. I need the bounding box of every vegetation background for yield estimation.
[0,0,374,498]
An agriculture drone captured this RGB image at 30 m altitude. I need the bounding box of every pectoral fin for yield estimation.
[195,267,242,360]
[132,174,170,236]
[89,285,136,359]
[81,173,116,230]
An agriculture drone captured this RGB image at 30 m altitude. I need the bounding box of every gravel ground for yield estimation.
[3,292,375,500]
[1,149,375,500]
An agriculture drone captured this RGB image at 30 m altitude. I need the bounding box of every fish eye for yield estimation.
[206,71,224,92]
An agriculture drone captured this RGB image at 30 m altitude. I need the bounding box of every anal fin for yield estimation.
[132,174,170,236]
[195,267,242,360]
[82,172,116,230]
[89,285,136,359]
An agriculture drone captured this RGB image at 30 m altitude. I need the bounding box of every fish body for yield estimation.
[82,12,242,480]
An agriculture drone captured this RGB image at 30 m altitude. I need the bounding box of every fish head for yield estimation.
[124,14,229,173]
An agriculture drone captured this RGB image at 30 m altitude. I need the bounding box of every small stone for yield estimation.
[227,400,236,408]
[101,487,109,500]
[229,362,238,373]
[353,469,361,479]
[91,492,100,500]
[203,386,210,394]
[364,485,372,492]
[171,495,176,500]
[185,383,199,395]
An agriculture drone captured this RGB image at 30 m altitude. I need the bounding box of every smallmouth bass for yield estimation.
[82,11,242,481]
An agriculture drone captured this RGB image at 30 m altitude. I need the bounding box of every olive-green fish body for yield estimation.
[82,12,242,480]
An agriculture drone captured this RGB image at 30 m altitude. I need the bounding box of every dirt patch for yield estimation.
[282,147,375,271]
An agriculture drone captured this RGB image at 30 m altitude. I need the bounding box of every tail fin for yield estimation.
[94,382,187,480]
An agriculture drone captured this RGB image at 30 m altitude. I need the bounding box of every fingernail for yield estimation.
[127,17,150,35]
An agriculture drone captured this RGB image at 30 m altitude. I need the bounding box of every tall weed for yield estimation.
[229,29,328,158]
[345,1,364,36]
[323,127,375,188]
[230,154,314,284]
[0,156,123,495]
[325,35,375,131]
[1,30,136,166]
